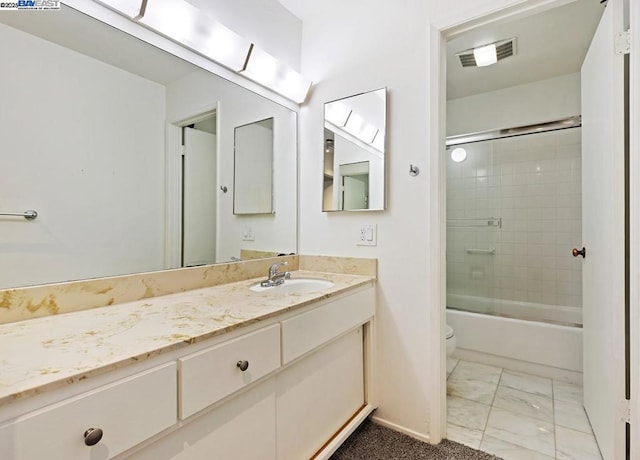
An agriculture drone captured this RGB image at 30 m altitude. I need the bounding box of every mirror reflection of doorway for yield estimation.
[182,113,217,267]
[339,161,369,210]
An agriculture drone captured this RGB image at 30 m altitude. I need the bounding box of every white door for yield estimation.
[581,0,627,458]
[342,175,368,210]
[339,161,369,210]
[183,127,217,267]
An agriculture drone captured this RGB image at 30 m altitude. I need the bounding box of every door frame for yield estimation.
[630,1,639,457]
[428,0,639,449]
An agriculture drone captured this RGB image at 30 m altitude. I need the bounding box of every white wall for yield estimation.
[297,0,571,441]
[0,23,166,289]
[447,72,581,136]
[299,0,433,440]
[188,0,302,71]
[166,70,297,262]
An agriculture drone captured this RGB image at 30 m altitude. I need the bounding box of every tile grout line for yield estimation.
[479,366,504,452]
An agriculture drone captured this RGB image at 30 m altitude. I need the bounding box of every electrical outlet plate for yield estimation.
[242,227,255,241]
[357,224,377,246]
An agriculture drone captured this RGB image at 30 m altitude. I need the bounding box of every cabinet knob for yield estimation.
[236,360,249,372]
[84,428,103,446]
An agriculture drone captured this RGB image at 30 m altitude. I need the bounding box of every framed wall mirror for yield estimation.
[323,88,387,212]
[234,118,274,215]
[0,4,297,289]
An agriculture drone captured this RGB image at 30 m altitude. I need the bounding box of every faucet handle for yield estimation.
[269,261,288,276]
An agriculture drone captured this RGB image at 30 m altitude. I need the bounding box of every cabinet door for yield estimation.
[276,327,364,460]
[0,363,177,460]
[132,378,277,460]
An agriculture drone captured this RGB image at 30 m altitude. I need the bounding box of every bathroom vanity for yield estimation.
[0,257,376,459]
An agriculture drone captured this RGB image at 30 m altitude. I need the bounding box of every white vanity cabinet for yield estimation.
[0,283,375,460]
[178,323,281,419]
[276,326,365,459]
[132,285,375,460]
[0,363,177,460]
[132,378,278,460]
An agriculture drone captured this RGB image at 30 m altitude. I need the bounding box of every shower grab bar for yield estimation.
[447,217,501,228]
[0,210,38,220]
[465,247,496,255]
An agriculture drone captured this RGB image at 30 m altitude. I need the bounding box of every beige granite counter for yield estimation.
[0,267,375,406]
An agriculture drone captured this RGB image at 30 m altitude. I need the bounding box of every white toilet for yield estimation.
[446,324,456,356]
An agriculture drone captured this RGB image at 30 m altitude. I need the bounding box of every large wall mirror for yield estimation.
[0,4,297,289]
[234,118,274,215]
[323,88,387,212]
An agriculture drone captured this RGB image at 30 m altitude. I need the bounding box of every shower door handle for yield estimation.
[572,247,586,258]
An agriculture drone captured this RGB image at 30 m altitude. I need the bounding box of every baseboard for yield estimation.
[313,404,376,459]
[370,416,431,443]
[454,348,583,385]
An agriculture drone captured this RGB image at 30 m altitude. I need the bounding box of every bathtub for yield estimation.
[446,299,583,380]
[447,293,582,326]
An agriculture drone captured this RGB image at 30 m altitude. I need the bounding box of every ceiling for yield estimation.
[446,0,604,100]
[274,0,310,21]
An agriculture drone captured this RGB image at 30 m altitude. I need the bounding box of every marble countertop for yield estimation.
[0,270,374,406]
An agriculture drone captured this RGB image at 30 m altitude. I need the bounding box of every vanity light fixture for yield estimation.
[95,0,143,18]
[372,132,385,152]
[325,102,352,127]
[345,113,377,144]
[139,0,252,71]
[93,0,312,103]
[241,45,312,103]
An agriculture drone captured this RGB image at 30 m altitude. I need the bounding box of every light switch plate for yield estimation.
[357,224,377,246]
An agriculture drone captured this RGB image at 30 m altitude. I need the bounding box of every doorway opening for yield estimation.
[181,112,217,268]
[165,108,219,269]
[439,1,627,458]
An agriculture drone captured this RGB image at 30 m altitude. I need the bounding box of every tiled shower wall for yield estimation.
[446,128,582,321]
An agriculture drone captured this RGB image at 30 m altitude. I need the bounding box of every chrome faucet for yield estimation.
[260,261,291,287]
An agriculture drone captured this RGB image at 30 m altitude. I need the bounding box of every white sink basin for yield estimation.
[249,278,334,294]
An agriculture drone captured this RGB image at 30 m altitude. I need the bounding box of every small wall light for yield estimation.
[451,147,467,162]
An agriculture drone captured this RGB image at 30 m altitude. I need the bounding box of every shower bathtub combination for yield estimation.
[445,117,584,379]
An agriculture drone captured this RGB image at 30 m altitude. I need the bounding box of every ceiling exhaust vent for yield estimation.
[457,38,517,68]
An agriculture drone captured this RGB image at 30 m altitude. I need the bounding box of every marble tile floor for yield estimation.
[446,359,603,460]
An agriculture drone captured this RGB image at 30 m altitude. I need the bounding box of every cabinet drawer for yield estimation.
[179,323,281,419]
[281,287,374,364]
[0,363,177,460]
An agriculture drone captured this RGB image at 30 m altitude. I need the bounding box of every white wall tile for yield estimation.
[446,129,582,323]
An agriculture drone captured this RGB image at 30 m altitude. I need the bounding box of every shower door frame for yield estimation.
[427,1,640,455]
[445,117,584,328]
